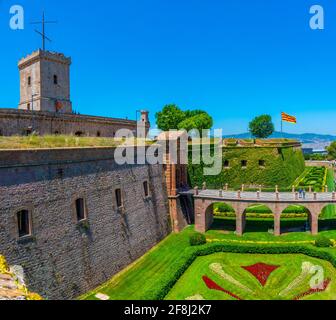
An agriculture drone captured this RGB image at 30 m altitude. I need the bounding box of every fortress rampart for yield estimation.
[0,146,170,299]
[0,109,149,137]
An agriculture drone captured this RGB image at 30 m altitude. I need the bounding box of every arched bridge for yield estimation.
[185,189,336,236]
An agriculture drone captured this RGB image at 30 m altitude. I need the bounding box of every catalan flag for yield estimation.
[282,112,297,124]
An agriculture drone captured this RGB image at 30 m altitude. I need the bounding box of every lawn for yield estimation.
[165,253,336,300]
[80,229,194,300]
[0,135,152,149]
[81,226,336,301]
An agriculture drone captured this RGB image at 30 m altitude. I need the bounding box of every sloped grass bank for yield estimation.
[81,227,336,300]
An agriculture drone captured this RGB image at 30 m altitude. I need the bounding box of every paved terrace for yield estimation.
[180,189,336,236]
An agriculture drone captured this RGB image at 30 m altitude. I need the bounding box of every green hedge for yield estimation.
[214,203,308,215]
[189,233,207,246]
[315,236,333,248]
[214,212,307,219]
[143,242,336,300]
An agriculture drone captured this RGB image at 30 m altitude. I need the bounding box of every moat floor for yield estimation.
[81,226,336,301]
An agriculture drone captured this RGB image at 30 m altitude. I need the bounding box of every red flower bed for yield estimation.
[242,263,279,287]
[202,276,243,300]
[293,279,331,300]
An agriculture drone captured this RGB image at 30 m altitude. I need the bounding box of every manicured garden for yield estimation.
[81,226,336,301]
[295,166,328,192]
[166,253,336,300]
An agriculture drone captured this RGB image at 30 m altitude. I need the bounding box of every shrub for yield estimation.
[189,233,207,246]
[315,236,333,248]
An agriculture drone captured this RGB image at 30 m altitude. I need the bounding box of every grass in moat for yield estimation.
[80,229,195,300]
[81,225,336,301]
[0,135,152,149]
[165,253,336,300]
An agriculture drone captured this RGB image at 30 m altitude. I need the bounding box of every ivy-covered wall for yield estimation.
[188,145,305,190]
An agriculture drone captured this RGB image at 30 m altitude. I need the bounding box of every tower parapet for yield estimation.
[18,50,72,114]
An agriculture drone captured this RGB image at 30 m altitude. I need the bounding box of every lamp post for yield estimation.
[31,93,38,133]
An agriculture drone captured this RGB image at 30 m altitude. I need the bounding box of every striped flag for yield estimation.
[282,112,297,124]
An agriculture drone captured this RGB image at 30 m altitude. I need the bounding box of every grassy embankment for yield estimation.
[0,135,153,149]
[188,144,305,190]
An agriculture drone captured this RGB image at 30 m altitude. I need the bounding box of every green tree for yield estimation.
[327,141,336,160]
[155,104,186,131]
[178,113,213,133]
[249,115,275,139]
[155,105,213,133]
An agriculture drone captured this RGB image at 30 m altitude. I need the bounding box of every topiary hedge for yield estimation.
[315,236,333,248]
[189,233,207,246]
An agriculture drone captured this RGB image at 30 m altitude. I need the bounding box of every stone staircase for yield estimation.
[0,255,42,300]
[0,273,26,300]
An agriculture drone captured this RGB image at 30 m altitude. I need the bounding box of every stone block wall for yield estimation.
[0,109,148,137]
[0,147,170,300]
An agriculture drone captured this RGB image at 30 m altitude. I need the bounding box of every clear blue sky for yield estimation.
[1,0,336,134]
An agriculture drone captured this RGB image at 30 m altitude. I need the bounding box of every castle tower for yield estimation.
[18,50,72,113]
[137,110,150,138]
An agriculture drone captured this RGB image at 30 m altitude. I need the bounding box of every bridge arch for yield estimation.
[206,202,237,232]
[196,199,250,234]
[279,205,311,235]
[241,204,275,233]
[319,204,336,232]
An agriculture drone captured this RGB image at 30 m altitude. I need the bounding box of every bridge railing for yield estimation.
[194,184,336,201]
[197,182,335,194]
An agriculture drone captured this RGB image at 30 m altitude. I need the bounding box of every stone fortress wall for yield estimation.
[0,108,148,137]
[0,147,171,299]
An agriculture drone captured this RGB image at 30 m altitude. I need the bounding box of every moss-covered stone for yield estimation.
[188,145,305,189]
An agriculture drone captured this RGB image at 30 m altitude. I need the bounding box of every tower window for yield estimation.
[27,103,31,111]
[53,75,58,85]
[28,76,31,86]
[115,189,123,208]
[0,129,3,136]
[224,160,230,168]
[143,181,149,197]
[17,210,31,238]
[97,131,101,137]
[75,198,86,222]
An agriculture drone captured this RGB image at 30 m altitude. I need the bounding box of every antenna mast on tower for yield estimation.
[31,12,57,51]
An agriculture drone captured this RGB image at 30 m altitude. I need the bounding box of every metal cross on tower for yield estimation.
[31,12,57,51]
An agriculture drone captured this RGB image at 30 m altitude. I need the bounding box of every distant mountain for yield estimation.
[223,132,336,150]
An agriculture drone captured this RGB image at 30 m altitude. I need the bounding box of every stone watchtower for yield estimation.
[18,50,72,113]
